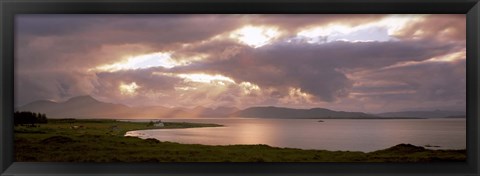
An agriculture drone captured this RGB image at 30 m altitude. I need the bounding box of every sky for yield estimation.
[15,14,466,113]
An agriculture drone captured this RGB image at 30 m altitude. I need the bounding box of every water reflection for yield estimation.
[125,118,466,152]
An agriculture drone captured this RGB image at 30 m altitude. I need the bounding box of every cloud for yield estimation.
[392,14,465,42]
[14,14,466,112]
[15,70,98,106]
[173,39,458,103]
[14,15,247,78]
[347,56,466,112]
[244,14,386,34]
[17,15,243,46]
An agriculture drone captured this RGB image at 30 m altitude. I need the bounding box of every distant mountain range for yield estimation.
[16,95,466,119]
[376,110,466,118]
[232,106,375,119]
[17,95,238,119]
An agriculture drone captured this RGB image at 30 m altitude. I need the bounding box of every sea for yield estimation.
[124,118,466,152]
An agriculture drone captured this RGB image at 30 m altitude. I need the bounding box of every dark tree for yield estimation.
[14,111,48,126]
[147,121,154,127]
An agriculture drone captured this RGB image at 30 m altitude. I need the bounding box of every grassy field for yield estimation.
[14,119,466,162]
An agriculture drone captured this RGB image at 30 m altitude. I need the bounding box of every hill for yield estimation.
[18,95,133,119]
[231,106,376,119]
[17,96,238,119]
[376,110,466,118]
[19,96,459,119]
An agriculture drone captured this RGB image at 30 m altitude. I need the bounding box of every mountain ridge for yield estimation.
[17,95,238,119]
[17,95,465,119]
[376,110,466,118]
[232,106,376,119]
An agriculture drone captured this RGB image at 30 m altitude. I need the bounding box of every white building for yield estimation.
[154,120,164,127]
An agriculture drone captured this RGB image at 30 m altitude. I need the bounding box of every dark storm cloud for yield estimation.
[95,67,183,92]
[16,15,100,36]
[15,15,246,71]
[15,14,466,112]
[15,70,98,106]
[17,15,243,46]
[348,57,466,112]
[15,14,389,73]
[91,68,187,106]
[356,60,466,101]
[16,14,384,105]
[173,39,458,102]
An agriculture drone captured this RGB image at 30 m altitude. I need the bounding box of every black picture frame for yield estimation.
[1,0,479,175]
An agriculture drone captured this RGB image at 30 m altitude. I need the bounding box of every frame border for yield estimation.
[1,0,479,175]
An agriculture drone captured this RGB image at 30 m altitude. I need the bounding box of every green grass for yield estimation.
[14,119,466,162]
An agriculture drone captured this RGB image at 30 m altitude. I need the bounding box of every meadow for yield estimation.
[14,119,466,162]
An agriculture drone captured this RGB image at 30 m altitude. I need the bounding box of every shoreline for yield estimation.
[55,117,456,121]
[14,119,466,162]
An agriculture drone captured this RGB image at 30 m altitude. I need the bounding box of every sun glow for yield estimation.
[92,52,181,72]
[278,88,313,104]
[374,15,427,35]
[427,50,466,63]
[296,15,426,43]
[298,25,351,39]
[230,26,281,48]
[381,50,466,70]
[155,72,236,84]
[239,82,261,94]
[119,82,140,95]
[177,73,235,84]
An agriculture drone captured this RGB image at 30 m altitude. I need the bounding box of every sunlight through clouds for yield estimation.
[378,50,466,70]
[177,73,235,84]
[296,15,425,43]
[427,50,466,63]
[279,88,313,105]
[153,72,236,84]
[119,82,140,96]
[377,15,427,35]
[93,52,181,72]
[229,25,281,48]
[239,82,261,95]
[16,14,465,112]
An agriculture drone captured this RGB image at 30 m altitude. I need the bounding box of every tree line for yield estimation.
[14,111,48,126]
